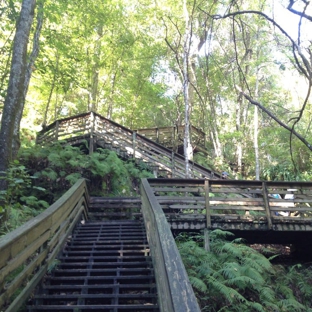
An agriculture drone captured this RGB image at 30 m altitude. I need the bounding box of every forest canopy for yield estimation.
[0,0,312,180]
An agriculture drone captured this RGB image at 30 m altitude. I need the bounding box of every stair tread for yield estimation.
[29,218,159,311]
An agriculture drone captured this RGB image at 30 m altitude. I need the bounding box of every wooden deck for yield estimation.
[134,125,206,154]
[36,111,220,179]
[142,178,312,244]
[36,112,312,243]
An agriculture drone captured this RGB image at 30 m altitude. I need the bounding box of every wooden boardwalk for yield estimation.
[142,178,312,244]
[134,124,206,154]
[36,111,220,179]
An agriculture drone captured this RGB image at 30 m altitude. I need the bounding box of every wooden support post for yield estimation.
[89,112,95,154]
[204,228,210,252]
[156,127,159,143]
[171,151,175,178]
[172,126,176,152]
[55,121,59,142]
[262,182,273,230]
[204,180,211,251]
[205,180,211,228]
[132,131,136,159]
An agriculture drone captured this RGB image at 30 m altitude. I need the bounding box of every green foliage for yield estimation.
[177,231,308,311]
[261,163,312,181]
[19,144,154,199]
[0,160,48,234]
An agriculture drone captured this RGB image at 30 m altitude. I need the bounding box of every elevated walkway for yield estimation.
[0,180,200,312]
[144,178,312,244]
[36,111,220,179]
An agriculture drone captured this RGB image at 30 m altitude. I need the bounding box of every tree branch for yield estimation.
[287,0,312,22]
[201,9,312,79]
[236,87,312,151]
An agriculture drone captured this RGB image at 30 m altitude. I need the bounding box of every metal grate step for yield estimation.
[27,219,159,312]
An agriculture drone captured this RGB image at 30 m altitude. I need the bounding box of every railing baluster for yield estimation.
[89,112,95,154]
[171,151,175,178]
[205,179,211,228]
[262,181,273,230]
[132,131,136,159]
[55,120,59,142]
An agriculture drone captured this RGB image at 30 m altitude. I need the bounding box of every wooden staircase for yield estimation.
[27,199,159,312]
[36,111,222,180]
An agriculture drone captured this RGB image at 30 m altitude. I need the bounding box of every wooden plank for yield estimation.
[152,187,204,193]
[262,182,273,229]
[0,179,89,309]
[140,179,201,312]
[0,230,50,284]
[0,249,48,307]
[5,264,47,312]
[205,180,211,228]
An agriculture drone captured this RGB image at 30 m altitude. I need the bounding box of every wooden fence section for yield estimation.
[140,179,201,312]
[0,179,89,312]
[146,178,312,232]
[36,111,221,179]
[134,125,206,152]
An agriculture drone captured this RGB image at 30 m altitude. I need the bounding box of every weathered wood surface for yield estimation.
[140,179,201,312]
[134,124,206,152]
[147,178,312,231]
[0,179,89,312]
[88,197,142,220]
[36,111,221,180]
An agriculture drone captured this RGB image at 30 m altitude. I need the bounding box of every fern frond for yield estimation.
[278,298,306,311]
[208,275,247,304]
[247,301,266,312]
[189,276,208,293]
[259,286,275,303]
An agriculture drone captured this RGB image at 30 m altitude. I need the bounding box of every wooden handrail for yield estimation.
[140,179,201,312]
[0,179,89,312]
[36,111,220,179]
[146,178,312,231]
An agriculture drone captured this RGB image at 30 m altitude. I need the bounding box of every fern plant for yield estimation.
[0,161,48,234]
[19,144,154,198]
[177,230,308,311]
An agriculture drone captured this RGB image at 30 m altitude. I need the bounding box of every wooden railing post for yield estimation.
[171,151,175,178]
[89,112,95,154]
[172,125,176,152]
[262,182,273,230]
[132,131,136,159]
[55,120,59,142]
[204,179,211,251]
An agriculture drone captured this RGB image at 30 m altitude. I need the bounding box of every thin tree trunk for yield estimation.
[183,0,192,178]
[90,26,103,112]
[13,0,44,158]
[107,71,117,119]
[0,0,36,190]
[42,52,59,127]
[254,64,260,180]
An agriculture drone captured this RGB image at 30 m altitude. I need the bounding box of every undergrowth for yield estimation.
[177,230,312,312]
[0,143,153,235]
[19,142,153,200]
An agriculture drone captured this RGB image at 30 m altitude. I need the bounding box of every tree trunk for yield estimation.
[90,26,103,112]
[42,52,59,127]
[183,0,192,178]
[12,0,44,158]
[0,0,36,190]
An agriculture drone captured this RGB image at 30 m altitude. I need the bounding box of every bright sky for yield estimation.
[273,0,311,43]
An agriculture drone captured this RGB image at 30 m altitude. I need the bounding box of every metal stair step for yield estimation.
[28,218,159,312]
